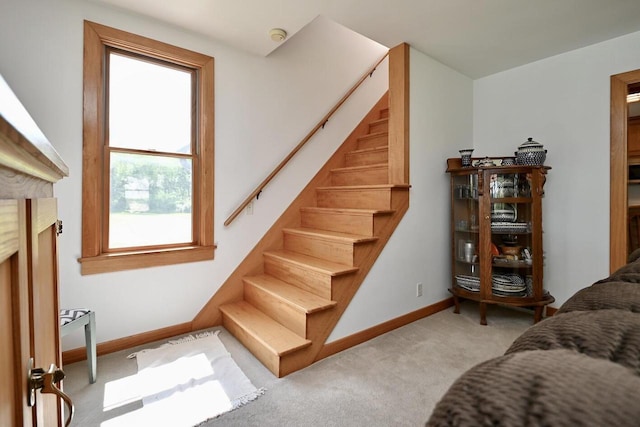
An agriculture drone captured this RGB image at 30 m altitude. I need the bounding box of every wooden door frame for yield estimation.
[610,69,640,272]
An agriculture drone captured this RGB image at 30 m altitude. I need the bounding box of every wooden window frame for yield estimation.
[78,21,215,275]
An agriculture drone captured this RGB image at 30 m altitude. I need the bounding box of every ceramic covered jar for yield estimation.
[515,137,546,166]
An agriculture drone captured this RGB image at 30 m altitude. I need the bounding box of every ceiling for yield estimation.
[89,0,640,79]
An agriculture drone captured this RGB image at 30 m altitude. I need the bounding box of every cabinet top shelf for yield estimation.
[0,73,69,183]
[446,157,551,173]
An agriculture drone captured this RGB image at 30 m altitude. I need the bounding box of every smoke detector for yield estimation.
[269,28,287,42]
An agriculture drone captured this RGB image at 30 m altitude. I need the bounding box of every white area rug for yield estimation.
[105,331,264,427]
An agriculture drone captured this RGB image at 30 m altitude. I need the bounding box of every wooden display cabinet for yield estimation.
[446,157,554,325]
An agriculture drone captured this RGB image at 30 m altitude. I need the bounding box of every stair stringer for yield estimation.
[192,92,390,330]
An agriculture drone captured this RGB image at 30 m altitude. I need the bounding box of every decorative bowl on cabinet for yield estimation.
[515,137,546,166]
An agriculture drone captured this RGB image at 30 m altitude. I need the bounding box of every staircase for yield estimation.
[216,94,410,377]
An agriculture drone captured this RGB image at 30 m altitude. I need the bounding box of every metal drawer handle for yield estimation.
[28,358,74,426]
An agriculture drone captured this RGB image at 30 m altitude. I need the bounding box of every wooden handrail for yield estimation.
[224,51,390,226]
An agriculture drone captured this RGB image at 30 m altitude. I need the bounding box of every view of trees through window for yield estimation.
[107,51,194,249]
[110,153,191,214]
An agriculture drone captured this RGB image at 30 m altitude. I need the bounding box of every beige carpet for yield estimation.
[63,302,532,426]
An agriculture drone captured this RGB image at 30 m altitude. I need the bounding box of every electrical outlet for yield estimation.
[416,282,423,297]
[246,201,254,215]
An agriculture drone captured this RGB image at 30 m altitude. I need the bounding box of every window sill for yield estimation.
[77,245,216,275]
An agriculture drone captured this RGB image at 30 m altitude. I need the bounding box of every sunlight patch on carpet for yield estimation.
[101,331,264,427]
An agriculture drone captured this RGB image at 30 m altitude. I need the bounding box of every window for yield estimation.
[79,21,215,275]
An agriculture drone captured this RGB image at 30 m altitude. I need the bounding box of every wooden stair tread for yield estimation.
[357,131,388,140]
[331,163,388,173]
[300,207,394,216]
[264,249,359,276]
[369,117,388,125]
[283,227,378,243]
[316,184,411,191]
[245,274,337,314]
[220,301,311,356]
[348,146,388,155]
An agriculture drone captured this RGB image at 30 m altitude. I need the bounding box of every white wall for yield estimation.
[473,30,640,306]
[0,0,390,350]
[330,47,474,339]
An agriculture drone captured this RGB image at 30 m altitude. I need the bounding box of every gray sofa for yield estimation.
[426,252,640,427]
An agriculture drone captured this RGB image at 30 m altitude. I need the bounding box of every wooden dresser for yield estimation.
[0,74,70,426]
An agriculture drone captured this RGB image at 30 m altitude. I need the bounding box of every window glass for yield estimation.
[109,151,192,248]
[108,52,192,154]
[107,51,195,250]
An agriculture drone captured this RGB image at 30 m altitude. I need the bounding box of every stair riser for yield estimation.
[275,310,335,377]
[283,232,371,266]
[304,309,335,343]
[368,120,388,134]
[357,133,388,150]
[278,348,315,378]
[301,211,376,235]
[222,314,280,376]
[263,256,333,299]
[301,211,393,236]
[330,167,388,186]
[380,108,389,119]
[316,188,393,210]
[244,281,307,338]
[344,148,388,167]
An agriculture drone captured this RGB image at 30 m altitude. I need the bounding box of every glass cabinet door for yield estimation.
[489,172,533,299]
[452,173,480,294]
